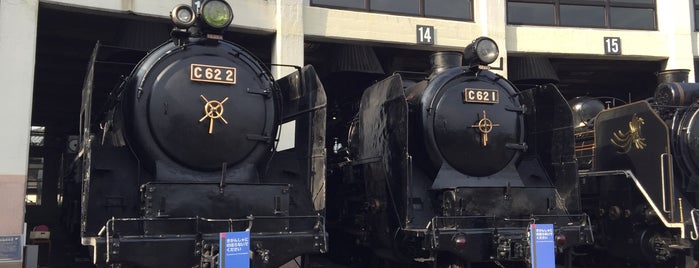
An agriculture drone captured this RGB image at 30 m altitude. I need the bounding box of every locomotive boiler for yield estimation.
[328,37,592,267]
[76,1,327,267]
[573,78,699,267]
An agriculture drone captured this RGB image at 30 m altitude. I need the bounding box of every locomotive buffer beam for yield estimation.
[89,214,327,267]
[423,214,592,263]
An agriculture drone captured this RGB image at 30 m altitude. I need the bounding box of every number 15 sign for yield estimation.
[604,37,621,55]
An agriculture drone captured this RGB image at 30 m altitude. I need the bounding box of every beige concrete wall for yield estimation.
[303,0,507,74]
[42,0,277,33]
[0,262,22,268]
[0,0,38,266]
[38,0,699,76]
[476,0,507,75]
[0,0,38,233]
[506,0,696,81]
[506,26,669,58]
[0,175,25,268]
[0,175,27,234]
[273,0,304,78]
[303,5,484,50]
[657,0,694,77]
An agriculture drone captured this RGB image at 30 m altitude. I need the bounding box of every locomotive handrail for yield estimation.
[281,104,328,121]
[267,63,308,122]
[104,215,254,239]
[691,209,699,240]
[427,214,591,248]
[661,153,674,214]
[102,214,326,237]
[430,214,590,226]
[101,214,327,263]
[577,170,630,178]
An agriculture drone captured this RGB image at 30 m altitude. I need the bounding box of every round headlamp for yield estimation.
[171,4,196,29]
[200,0,233,29]
[464,37,499,66]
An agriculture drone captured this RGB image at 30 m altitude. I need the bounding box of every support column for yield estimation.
[272,0,304,79]
[271,0,304,152]
[479,0,507,76]
[0,0,38,266]
[657,0,695,81]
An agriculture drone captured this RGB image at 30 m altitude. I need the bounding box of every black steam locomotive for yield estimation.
[572,76,699,267]
[328,37,593,267]
[76,1,327,267]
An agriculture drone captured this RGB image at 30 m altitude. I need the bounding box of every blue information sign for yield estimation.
[0,235,22,262]
[530,224,555,268]
[219,231,250,268]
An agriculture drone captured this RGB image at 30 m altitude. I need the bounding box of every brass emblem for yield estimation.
[199,95,229,134]
[470,110,500,147]
[611,113,646,153]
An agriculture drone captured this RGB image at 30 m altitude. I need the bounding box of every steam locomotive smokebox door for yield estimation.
[427,70,525,189]
[142,182,290,234]
[127,43,278,172]
[593,101,670,213]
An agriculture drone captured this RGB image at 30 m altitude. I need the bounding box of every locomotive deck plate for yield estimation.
[190,63,237,84]
[463,88,499,104]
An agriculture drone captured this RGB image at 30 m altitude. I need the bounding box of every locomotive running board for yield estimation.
[579,170,694,240]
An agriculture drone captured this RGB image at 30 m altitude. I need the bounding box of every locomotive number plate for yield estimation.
[464,88,499,104]
[190,64,237,85]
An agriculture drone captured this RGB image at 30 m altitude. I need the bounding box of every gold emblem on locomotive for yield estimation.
[611,113,646,153]
[199,95,229,134]
[470,110,500,147]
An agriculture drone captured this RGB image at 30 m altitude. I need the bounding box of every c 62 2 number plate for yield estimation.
[190,64,237,85]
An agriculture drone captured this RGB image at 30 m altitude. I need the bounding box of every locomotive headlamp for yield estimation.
[200,0,233,29]
[463,37,499,66]
[171,4,196,29]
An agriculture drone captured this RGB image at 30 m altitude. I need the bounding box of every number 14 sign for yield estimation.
[417,25,434,45]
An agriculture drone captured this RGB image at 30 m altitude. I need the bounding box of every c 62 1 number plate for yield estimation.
[190,64,236,85]
[463,88,498,104]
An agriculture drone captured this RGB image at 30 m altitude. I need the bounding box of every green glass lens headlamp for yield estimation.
[199,0,234,30]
